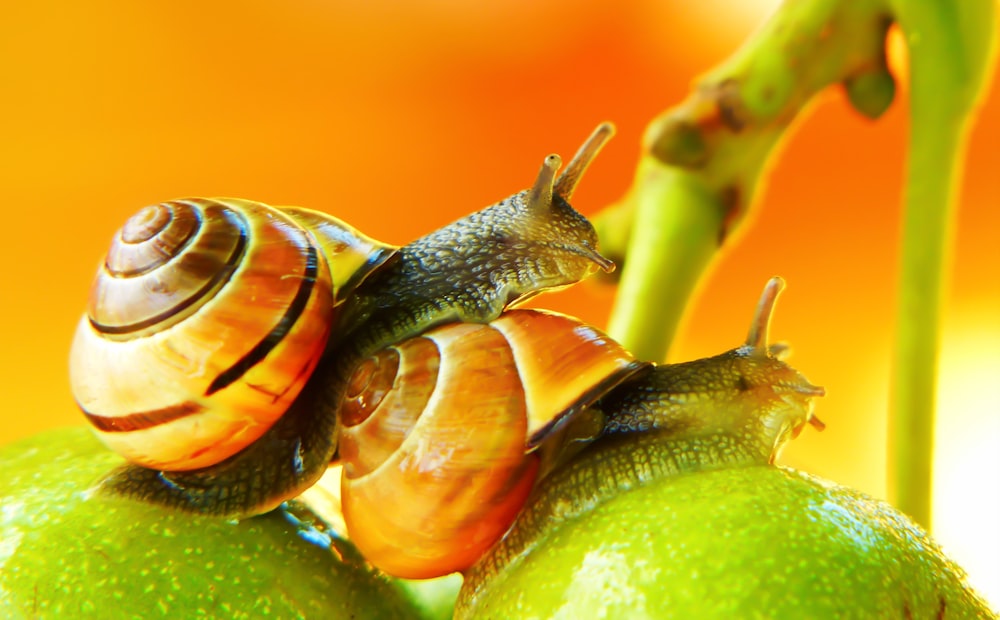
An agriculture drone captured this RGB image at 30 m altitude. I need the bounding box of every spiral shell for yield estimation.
[70,198,395,471]
[336,308,645,579]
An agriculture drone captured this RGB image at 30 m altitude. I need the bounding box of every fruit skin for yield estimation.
[0,428,429,619]
[458,464,996,619]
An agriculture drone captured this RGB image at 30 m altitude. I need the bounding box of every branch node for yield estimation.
[844,68,896,120]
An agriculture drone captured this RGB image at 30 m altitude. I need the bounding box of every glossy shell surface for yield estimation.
[70,198,358,470]
[337,308,642,578]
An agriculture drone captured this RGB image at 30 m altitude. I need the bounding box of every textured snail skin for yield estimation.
[599,346,824,461]
[95,124,620,519]
[460,278,825,605]
[338,190,613,356]
[336,125,618,357]
[598,277,825,457]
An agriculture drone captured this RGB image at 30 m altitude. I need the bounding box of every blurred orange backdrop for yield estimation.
[1,0,997,603]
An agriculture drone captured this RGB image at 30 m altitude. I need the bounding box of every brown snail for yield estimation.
[307,277,824,579]
[71,123,621,519]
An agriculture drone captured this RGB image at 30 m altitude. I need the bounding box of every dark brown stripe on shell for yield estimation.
[83,401,205,433]
[206,244,320,395]
[90,207,248,335]
[527,360,651,448]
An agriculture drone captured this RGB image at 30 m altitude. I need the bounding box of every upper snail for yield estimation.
[70,123,622,514]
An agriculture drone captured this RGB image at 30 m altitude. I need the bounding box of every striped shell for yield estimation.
[70,197,395,471]
[336,308,645,579]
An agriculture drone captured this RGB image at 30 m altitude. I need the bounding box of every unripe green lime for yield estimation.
[458,464,995,619]
[0,427,440,619]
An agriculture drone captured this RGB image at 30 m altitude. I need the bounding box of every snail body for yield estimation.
[332,129,616,356]
[597,277,825,455]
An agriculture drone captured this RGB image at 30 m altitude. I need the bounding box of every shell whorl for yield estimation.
[71,198,361,471]
[88,200,248,339]
[336,308,646,579]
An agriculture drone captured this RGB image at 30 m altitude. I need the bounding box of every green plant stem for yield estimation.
[604,165,722,361]
[597,0,894,362]
[596,0,995,532]
[885,0,996,529]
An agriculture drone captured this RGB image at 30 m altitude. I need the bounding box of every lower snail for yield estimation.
[324,277,824,578]
[69,123,825,580]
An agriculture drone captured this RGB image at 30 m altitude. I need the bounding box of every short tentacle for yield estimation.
[527,154,562,213]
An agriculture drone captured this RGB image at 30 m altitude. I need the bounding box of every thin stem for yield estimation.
[604,164,722,359]
[886,0,996,528]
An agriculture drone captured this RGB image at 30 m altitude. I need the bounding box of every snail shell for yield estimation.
[336,308,646,579]
[70,197,395,471]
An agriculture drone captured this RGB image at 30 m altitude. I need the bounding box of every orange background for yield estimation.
[1,0,997,602]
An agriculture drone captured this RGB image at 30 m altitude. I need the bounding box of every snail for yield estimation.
[70,123,824,581]
[302,277,824,579]
[71,123,621,519]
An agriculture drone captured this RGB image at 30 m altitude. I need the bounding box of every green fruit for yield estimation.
[0,428,432,619]
[398,574,463,620]
[458,463,996,619]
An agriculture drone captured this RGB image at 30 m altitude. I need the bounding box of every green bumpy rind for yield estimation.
[457,465,996,619]
[0,428,432,620]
